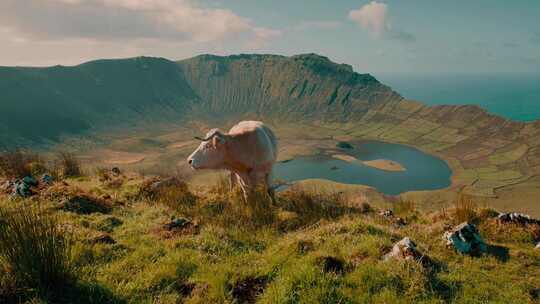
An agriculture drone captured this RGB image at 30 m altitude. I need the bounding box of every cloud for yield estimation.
[0,0,280,47]
[293,21,342,32]
[348,1,415,42]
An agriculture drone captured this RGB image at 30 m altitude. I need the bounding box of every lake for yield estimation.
[274,141,452,195]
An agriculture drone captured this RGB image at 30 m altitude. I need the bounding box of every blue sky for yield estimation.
[1,0,539,74]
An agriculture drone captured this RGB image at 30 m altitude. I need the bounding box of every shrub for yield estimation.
[138,176,197,212]
[0,150,44,179]
[58,152,82,178]
[0,204,75,299]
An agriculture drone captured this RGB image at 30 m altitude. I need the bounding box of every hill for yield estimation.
[1,53,540,210]
[1,171,539,303]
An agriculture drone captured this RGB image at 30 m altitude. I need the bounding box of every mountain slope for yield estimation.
[1,53,540,200]
[0,57,198,146]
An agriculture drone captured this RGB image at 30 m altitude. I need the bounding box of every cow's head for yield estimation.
[187,128,227,170]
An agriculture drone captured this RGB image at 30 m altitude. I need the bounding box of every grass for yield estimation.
[1,171,539,303]
[0,204,75,301]
[0,150,44,179]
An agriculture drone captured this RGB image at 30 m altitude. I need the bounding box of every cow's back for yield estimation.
[228,121,277,168]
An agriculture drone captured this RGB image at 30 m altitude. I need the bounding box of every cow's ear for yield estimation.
[212,134,225,148]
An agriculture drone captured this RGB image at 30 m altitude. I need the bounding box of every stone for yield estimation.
[383,237,423,262]
[535,242,540,250]
[444,222,487,255]
[12,176,38,198]
[394,217,407,228]
[497,212,540,226]
[379,210,393,217]
[41,174,54,185]
[111,167,121,176]
[164,217,191,230]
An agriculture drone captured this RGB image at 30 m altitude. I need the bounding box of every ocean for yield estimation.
[377,73,540,122]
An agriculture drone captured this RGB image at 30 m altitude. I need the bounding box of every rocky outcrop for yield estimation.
[444,222,487,255]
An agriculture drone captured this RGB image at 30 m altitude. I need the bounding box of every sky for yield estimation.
[0,0,539,75]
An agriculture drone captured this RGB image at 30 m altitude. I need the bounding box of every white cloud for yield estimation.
[348,1,415,42]
[348,1,388,37]
[0,0,280,57]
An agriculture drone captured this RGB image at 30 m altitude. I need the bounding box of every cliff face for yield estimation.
[178,54,402,120]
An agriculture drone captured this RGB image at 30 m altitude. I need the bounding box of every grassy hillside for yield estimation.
[1,162,539,303]
[0,57,198,146]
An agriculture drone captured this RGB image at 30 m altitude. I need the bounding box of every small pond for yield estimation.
[274,141,452,195]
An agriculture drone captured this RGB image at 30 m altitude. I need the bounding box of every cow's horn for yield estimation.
[194,132,220,142]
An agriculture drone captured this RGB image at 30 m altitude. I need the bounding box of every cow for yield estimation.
[187,121,278,202]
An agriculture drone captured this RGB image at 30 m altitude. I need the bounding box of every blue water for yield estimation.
[274,141,452,195]
[377,74,540,122]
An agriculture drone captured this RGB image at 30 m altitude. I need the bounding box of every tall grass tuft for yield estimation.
[453,193,479,224]
[278,186,355,230]
[0,204,75,298]
[138,176,197,212]
[0,150,45,179]
[58,152,82,178]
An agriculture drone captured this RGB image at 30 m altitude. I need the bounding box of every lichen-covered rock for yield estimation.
[383,237,423,262]
[12,176,38,198]
[497,212,540,226]
[444,222,487,255]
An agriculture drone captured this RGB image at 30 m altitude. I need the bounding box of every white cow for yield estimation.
[187,121,278,201]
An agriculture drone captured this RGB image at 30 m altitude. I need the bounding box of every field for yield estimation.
[1,165,540,303]
[54,119,540,217]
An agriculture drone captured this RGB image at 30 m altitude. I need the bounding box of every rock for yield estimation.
[164,217,191,230]
[535,242,540,250]
[111,167,121,176]
[379,210,393,217]
[41,174,54,185]
[330,166,339,170]
[90,233,116,245]
[384,237,424,262]
[12,176,38,198]
[443,222,487,255]
[497,212,540,226]
[394,217,407,228]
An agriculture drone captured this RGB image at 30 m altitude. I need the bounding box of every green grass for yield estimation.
[1,173,539,303]
[0,204,75,302]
